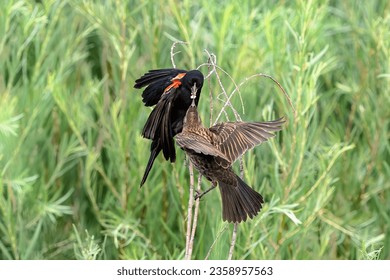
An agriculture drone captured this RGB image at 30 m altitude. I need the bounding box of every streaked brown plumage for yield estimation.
[176,98,285,223]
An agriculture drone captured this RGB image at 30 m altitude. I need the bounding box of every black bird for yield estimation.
[175,94,285,223]
[134,69,204,186]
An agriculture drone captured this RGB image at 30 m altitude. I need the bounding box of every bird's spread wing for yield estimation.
[175,132,230,163]
[209,117,286,163]
[134,69,187,106]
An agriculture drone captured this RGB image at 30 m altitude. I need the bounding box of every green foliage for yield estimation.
[0,0,389,259]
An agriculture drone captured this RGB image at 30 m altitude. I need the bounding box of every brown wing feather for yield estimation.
[209,117,285,163]
[175,132,230,163]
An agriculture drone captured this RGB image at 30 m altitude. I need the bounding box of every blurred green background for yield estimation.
[0,0,389,260]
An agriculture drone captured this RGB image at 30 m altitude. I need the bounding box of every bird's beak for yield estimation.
[190,83,198,107]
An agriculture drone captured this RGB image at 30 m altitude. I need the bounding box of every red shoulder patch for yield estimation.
[163,73,186,93]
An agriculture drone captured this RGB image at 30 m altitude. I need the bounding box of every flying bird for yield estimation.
[134,69,204,186]
[175,93,285,223]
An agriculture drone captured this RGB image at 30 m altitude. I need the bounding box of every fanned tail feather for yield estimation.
[218,175,263,223]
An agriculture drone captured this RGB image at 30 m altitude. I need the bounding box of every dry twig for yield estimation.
[205,224,228,260]
[185,162,195,259]
[228,223,238,260]
[170,41,188,68]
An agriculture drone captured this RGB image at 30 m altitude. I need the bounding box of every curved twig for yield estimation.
[170,41,188,69]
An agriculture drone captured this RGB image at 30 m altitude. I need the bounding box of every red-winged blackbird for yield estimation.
[134,69,204,186]
[176,97,285,223]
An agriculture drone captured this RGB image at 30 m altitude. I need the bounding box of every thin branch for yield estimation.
[172,40,193,260]
[228,223,238,260]
[185,161,195,260]
[206,53,215,125]
[184,77,202,260]
[170,41,188,69]
[205,224,228,260]
[198,50,244,123]
[197,50,217,79]
[188,174,202,258]
[236,73,296,117]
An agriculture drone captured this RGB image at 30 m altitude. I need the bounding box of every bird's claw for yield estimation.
[194,190,202,200]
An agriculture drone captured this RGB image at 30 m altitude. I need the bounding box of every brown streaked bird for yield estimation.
[175,91,285,223]
[134,69,204,186]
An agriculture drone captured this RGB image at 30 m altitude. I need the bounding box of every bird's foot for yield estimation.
[194,190,202,200]
[194,184,217,200]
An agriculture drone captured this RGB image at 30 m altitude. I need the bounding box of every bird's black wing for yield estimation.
[134,68,187,106]
[142,89,177,161]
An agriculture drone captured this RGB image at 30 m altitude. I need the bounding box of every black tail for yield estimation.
[139,82,177,186]
[218,175,264,223]
[140,140,162,187]
[142,94,176,162]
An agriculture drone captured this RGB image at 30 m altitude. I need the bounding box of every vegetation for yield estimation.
[0,0,389,260]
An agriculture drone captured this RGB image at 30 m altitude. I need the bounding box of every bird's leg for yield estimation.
[195,182,217,200]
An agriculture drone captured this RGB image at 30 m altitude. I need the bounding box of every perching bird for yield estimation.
[134,69,204,186]
[175,92,285,223]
